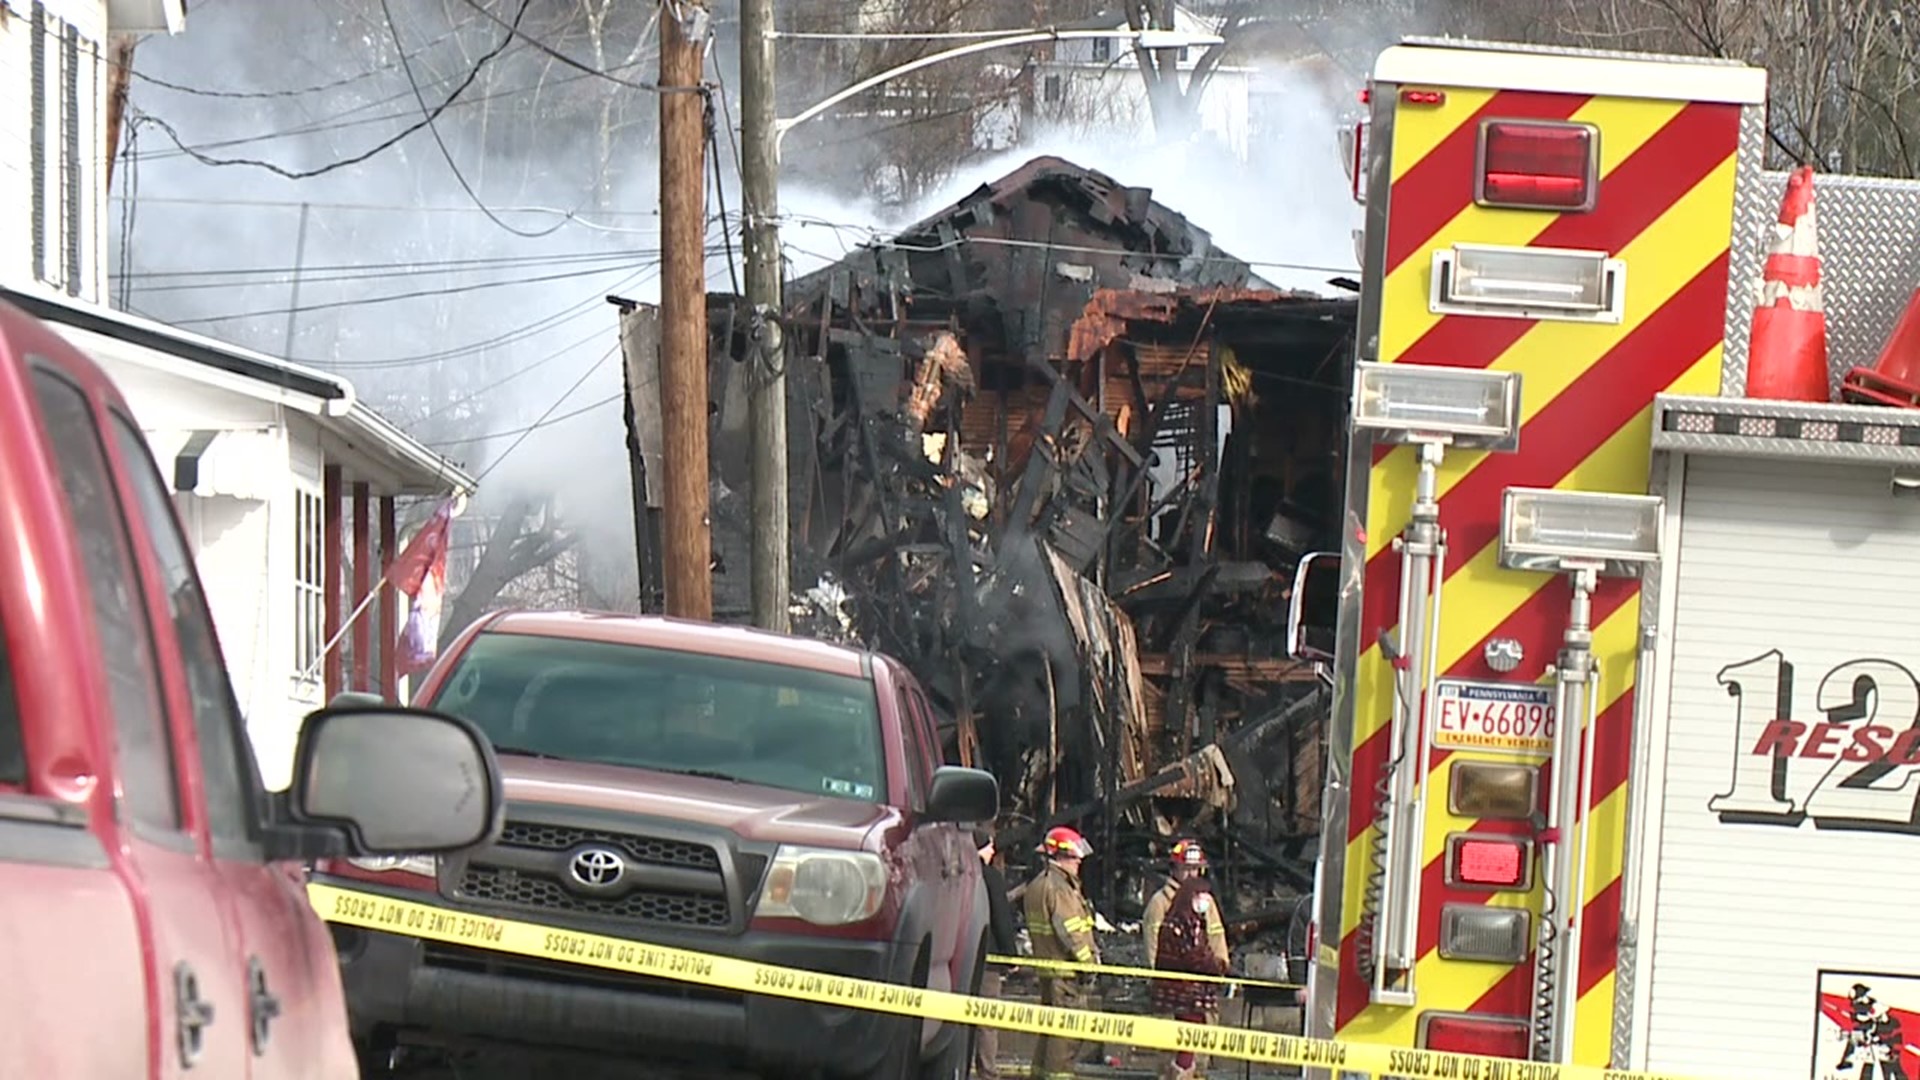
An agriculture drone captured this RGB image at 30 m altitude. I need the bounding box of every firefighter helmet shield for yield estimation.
[1171,839,1208,868]
[1041,826,1092,859]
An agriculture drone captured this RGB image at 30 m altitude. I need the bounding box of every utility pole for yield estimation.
[741,0,790,632]
[658,0,715,621]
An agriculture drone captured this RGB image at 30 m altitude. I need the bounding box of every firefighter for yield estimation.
[1143,840,1226,969]
[1143,840,1230,1078]
[1025,826,1099,1080]
[1842,983,1878,1071]
[1864,1002,1909,1080]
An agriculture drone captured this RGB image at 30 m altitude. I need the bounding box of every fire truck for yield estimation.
[1287,36,1920,1080]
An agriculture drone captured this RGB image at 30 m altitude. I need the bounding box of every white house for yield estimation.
[1021,6,1253,160]
[0,0,181,302]
[4,282,477,790]
[1,0,475,789]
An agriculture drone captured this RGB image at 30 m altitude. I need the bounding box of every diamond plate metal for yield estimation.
[1398,35,1748,66]
[1723,167,1920,397]
[1653,395,1920,464]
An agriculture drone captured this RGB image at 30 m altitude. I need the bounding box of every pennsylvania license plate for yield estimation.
[1430,679,1555,755]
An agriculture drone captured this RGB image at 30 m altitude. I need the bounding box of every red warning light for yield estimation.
[1400,88,1446,106]
[1448,834,1529,889]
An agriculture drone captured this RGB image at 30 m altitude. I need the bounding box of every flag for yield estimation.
[384,499,455,596]
[389,499,456,676]
[397,555,446,676]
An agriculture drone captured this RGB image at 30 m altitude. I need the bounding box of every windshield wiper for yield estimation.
[490,744,564,761]
[662,767,745,784]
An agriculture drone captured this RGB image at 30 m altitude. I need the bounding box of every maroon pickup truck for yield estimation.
[0,297,506,1078]
[321,610,1000,1080]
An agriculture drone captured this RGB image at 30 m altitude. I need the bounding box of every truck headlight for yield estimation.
[347,855,437,878]
[754,846,887,926]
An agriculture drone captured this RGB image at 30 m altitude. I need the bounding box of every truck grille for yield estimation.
[497,822,722,872]
[458,865,730,926]
[451,820,734,929]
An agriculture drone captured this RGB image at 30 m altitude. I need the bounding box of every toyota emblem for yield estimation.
[568,846,627,889]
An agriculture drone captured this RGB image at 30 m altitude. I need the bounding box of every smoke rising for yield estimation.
[114,0,1380,619]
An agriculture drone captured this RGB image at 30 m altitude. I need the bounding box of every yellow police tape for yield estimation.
[309,881,1704,1080]
[987,953,1301,992]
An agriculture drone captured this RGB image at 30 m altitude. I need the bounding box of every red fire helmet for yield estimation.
[1041,826,1093,860]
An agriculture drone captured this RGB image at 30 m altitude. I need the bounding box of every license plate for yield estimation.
[1431,679,1555,755]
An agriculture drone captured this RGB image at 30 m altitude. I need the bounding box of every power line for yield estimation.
[451,0,675,95]
[467,344,624,485]
[118,247,653,285]
[167,260,657,327]
[125,25,465,99]
[380,0,571,239]
[123,253,651,291]
[433,389,624,448]
[133,0,533,180]
[109,194,668,218]
[411,322,616,424]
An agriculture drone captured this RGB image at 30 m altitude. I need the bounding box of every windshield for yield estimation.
[423,631,887,803]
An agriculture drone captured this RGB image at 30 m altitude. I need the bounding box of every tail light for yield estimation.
[1475,120,1599,212]
[1446,833,1533,891]
[1421,1012,1531,1059]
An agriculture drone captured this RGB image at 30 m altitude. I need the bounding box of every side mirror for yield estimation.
[1286,551,1341,665]
[288,706,504,855]
[925,765,998,824]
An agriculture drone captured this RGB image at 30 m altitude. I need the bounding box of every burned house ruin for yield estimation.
[626,157,1356,924]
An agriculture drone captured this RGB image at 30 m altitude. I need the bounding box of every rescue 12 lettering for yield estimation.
[1710,649,1920,832]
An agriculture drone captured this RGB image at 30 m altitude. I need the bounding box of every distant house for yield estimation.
[1,283,474,791]
[1017,6,1253,160]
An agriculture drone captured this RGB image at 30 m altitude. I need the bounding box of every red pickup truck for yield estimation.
[0,298,507,1078]
[323,611,1000,1080]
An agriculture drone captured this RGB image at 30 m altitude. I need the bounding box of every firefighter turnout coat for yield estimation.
[1025,860,1099,966]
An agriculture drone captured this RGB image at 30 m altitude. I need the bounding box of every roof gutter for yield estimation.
[0,279,349,402]
[335,399,477,496]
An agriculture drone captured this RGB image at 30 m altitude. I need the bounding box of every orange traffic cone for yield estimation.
[1841,287,1920,408]
[1745,165,1830,402]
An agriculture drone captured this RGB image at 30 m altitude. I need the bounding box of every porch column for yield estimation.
[322,464,343,701]
[379,496,398,701]
[351,481,372,693]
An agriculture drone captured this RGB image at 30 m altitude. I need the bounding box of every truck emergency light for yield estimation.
[1421,1013,1532,1061]
[1446,834,1532,890]
[1351,362,1522,449]
[1499,488,1664,575]
[1441,244,1614,312]
[1439,903,1531,965]
[1449,761,1539,820]
[1475,120,1598,212]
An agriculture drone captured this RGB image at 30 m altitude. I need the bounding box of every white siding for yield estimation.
[0,0,106,301]
[1637,453,1920,1078]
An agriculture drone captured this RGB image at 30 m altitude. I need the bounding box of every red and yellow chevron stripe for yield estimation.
[1334,83,1743,1066]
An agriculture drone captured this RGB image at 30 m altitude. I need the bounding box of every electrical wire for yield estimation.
[165,260,666,327]
[704,94,740,295]
[466,343,624,485]
[132,0,533,180]
[433,388,624,447]
[451,0,676,94]
[380,0,573,239]
[120,248,655,287]
[124,25,466,99]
